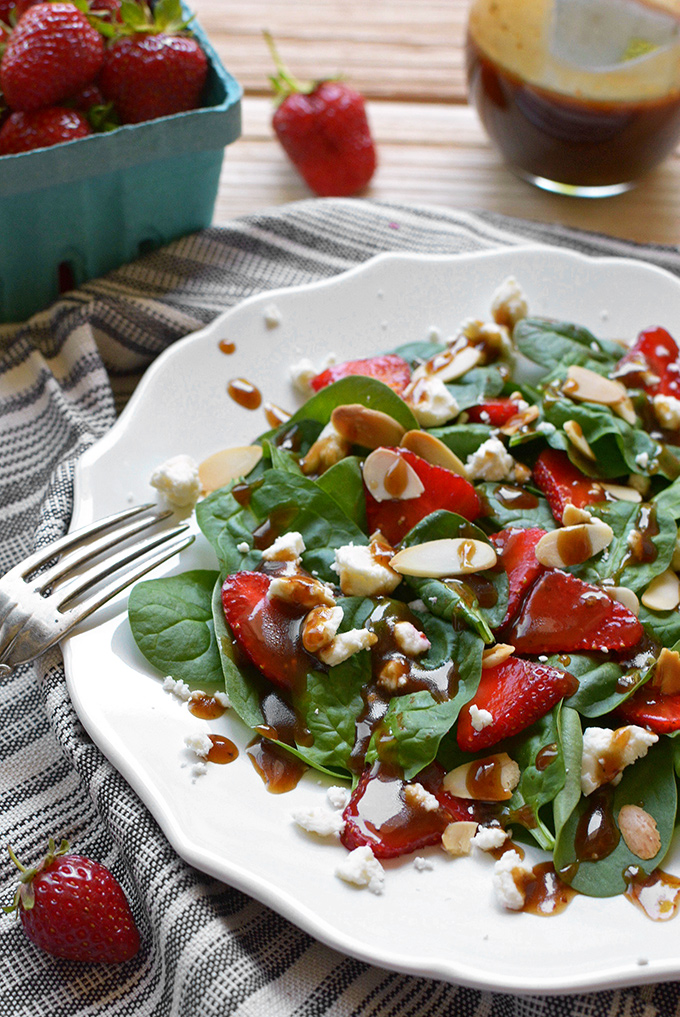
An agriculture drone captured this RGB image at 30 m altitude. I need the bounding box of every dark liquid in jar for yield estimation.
[466,34,680,188]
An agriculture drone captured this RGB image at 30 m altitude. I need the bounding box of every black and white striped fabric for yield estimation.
[3,198,680,1017]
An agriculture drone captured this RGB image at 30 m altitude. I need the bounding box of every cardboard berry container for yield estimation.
[0,12,241,323]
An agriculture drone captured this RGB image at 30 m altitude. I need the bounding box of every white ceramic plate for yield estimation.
[68,247,680,995]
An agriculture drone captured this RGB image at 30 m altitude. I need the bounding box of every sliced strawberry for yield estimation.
[310,354,411,395]
[457,656,578,752]
[221,570,317,692]
[506,570,643,654]
[341,762,482,858]
[466,398,521,427]
[365,447,482,545]
[616,682,680,734]
[532,448,605,523]
[614,326,680,398]
[490,527,547,628]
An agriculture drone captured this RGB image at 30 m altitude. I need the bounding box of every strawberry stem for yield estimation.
[263,29,315,103]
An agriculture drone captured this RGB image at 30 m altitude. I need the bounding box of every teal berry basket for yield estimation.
[0,11,242,323]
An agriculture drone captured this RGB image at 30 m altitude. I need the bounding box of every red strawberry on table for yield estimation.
[490,527,547,628]
[265,31,377,197]
[5,839,139,963]
[364,446,482,545]
[532,447,605,523]
[221,570,320,692]
[0,3,105,111]
[310,354,411,396]
[457,655,578,751]
[99,31,208,124]
[0,107,91,153]
[505,569,643,654]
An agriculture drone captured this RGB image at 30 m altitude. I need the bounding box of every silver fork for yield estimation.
[0,503,195,676]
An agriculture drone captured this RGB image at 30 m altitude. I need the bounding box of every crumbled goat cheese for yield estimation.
[327,785,351,810]
[318,627,377,667]
[163,675,193,701]
[331,542,401,597]
[635,451,650,470]
[492,850,533,911]
[465,438,518,482]
[404,782,440,812]
[150,454,201,508]
[471,825,509,852]
[191,762,208,780]
[653,393,680,431]
[469,705,494,732]
[289,353,337,394]
[291,806,346,838]
[581,725,658,795]
[236,541,250,553]
[405,376,460,427]
[263,303,282,328]
[413,856,434,871]
[490,276,529,328]
[408,599,428,613]
[262,530,306,562]
[535,421,556,435]
[335,845,385,894]
[184,733,212,758]
[393,621,431,657]
[213,691,231,709]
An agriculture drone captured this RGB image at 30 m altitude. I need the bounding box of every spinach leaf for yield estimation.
[128,570,224,692]
[553,738,677,897]
[557,653,645,718]
[315,456,367,530]
[504,707,566,850]
[397,511,509,641]
[575,501,675,593]
[427,423,491,462]
[640,604,680,647]
[444,364,506,413]
[391,340,446,365]
[513,318,623,373]
[211,576,265,728]
[552,706,583,839]
[265,376,419,434]
[476,482,557,532]
[364,625,483,780]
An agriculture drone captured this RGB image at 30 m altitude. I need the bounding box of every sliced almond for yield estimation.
[412,344,482,384]
[651,646,680,695]
[390,538,497,578]
[562,365,629,407]
[562,503,593,526]
[629,473,651,497]
[331,404,405,449]
[612,396,637,427]
[618,804,661,861]
[482,643,515,669]
[641,569,680,611]
[534,519,614,568]
[604,586,640,617]
[601,482,642,504]
[362,447,425,502]
[563,419,597,461]
[198,445,263,494]
[400,429,470,480]
[443,752,520,802]
[499,404,539,436]
[441,821,478,857]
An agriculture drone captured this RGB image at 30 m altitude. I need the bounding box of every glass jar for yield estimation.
[466,0,680,196]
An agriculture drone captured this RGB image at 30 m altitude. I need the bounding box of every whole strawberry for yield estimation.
[265,32,377,197]
[100,31,208,124]
[0,3,105,112]
[5,839,140,963]
[0,107,91,153]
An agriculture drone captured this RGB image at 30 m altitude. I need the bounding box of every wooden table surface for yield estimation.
[193,0,680,247]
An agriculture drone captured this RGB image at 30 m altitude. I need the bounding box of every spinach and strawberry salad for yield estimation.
[128,275,680,913]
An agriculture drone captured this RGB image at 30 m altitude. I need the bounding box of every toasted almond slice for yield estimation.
[198,445,263,494]
[390,538,497,578]
[562,365,629,406]
[412,344,482,384]
[534,519,614,568]
[612,396,637,426]
[562,503,593,526]
[482,643,515,669]
[362,447,425,502]
[651,646,680,695]
[629,473,651,497]
[443,752,520,801]
[618,804,661,861]
[641,569,680,611]
[330,404,405,449]
[601,482,642,504]
[604,586,640,617]
[441,821,478,857]
[400,429,470,479]
[564,419,597,461]
[499,404,539,436]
